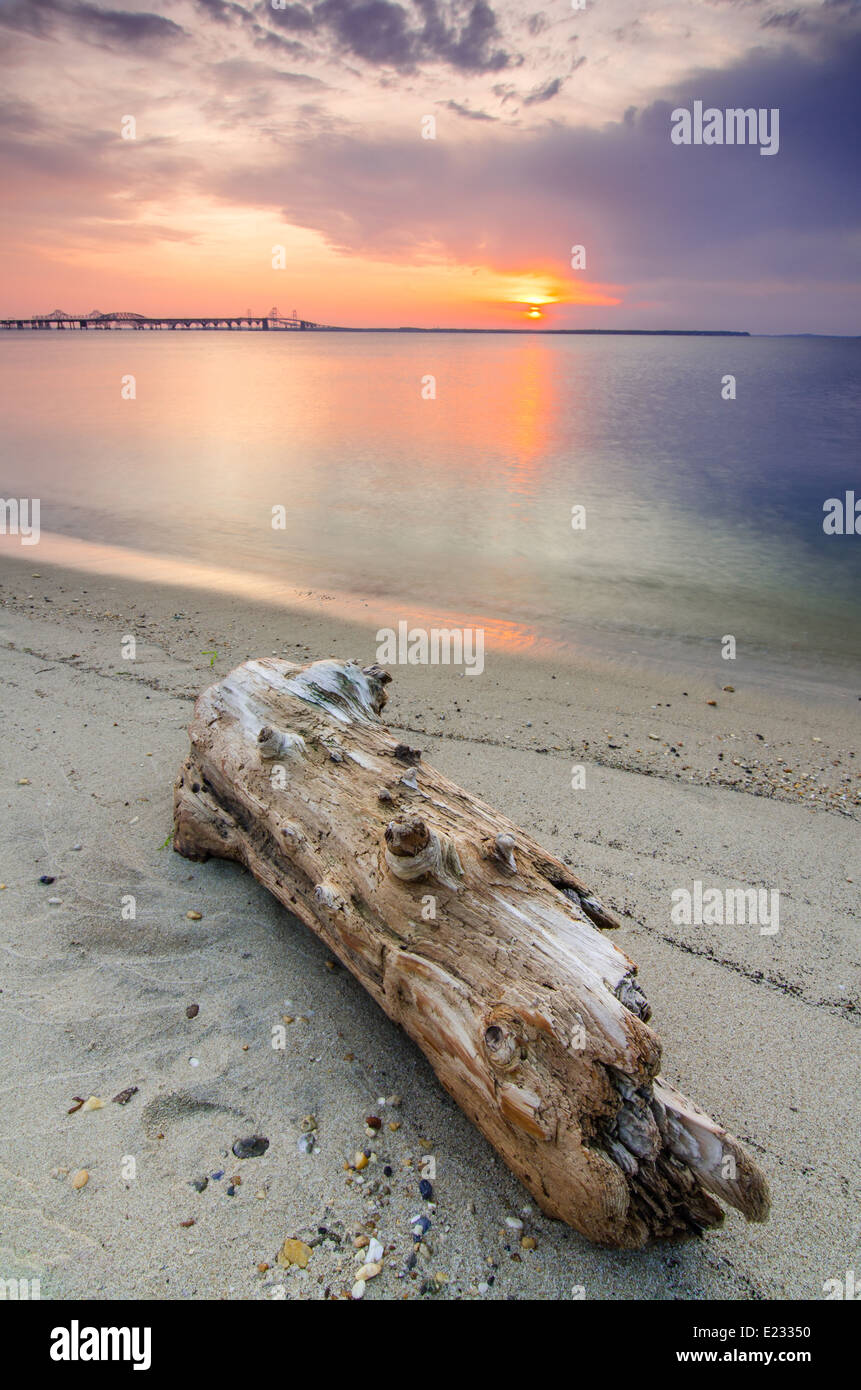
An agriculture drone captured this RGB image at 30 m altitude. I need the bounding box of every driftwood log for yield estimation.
[173,657,770,1248]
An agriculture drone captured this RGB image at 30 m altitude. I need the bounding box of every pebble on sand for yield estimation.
[232,1135,270,1160]
[111,1084,138,1106]
[185,1004,200,1019]
[186,910,203,921]
[277,1238,312,1269]
[70,1169,89,1190]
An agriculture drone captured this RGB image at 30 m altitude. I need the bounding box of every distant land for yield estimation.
[0,310,752,337]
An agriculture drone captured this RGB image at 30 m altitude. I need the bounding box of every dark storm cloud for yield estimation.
[209,19,861,307]
[262,0,513,71]
[522,77,563,105]
[194,0,254,23]
[266,2,316,31]
[0,0,186,46]
[443,98,497,120]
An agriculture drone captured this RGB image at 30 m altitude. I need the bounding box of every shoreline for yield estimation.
[0,551,858,1299]
[1,548,858,818]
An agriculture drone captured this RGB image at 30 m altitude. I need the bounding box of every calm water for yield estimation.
[1,331,859,677]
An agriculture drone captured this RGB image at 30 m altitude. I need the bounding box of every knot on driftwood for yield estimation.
[614,974,652,1022]
[257,726,307,761]
[282,658,391,723]
[384,817,463,890]
[483,832,517,874]
[482,1005,527,1072]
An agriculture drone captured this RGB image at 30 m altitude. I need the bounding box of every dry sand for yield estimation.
[0,553,858,1300]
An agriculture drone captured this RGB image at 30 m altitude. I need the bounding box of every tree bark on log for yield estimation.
[172,656,770,1248]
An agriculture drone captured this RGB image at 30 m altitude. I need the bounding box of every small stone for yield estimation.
[367,1237,384,1263]
[354,1152,369,1171]
[355,1261,382,1281]
[190,1177,208,1193]
[257,1262,269,1274]
[706,700,717,707]
[48,897,62,905]
[505,1217,523,1232]
[297,1133,315,1154]
[477,1281,490,1295]
[723,685,735,693]
[419,1178,433,1200]
[39,874,55,884]
[232,1135,269,1160]
[365,1115,382,1129]
[18,778,31,785]
[353,1235,369,1249]
[81,1096,105,1112]
[300,1115,317,1132]
[186,910,202,920]
[276,1238,312,1269]
[351,1280,365,1300]
[388,1121,401,1132]
[111,1086,138,1105]
[70,1169,89,1190]
[180,1218,195,1229]
[185,1004,200,1019]
[521,1236,537,1250]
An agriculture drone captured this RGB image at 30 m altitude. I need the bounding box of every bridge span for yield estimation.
[0,310,328,331]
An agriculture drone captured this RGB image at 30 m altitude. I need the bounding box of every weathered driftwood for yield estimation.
[173,657,770,1247]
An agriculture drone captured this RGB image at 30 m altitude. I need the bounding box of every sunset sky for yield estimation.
[1,0,859,331]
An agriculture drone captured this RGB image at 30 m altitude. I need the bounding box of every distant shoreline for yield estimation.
[0,321,751,336]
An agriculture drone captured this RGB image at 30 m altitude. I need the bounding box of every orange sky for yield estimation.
[0,0,858,332]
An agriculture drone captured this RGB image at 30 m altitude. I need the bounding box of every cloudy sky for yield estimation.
[1,0,859,329]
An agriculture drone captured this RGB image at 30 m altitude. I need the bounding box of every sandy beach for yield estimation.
[0,552,858,1301]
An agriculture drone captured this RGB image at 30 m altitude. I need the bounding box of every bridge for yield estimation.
[0,309,329,331]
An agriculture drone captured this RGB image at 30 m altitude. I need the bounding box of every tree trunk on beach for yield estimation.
[172,656,770,1248]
